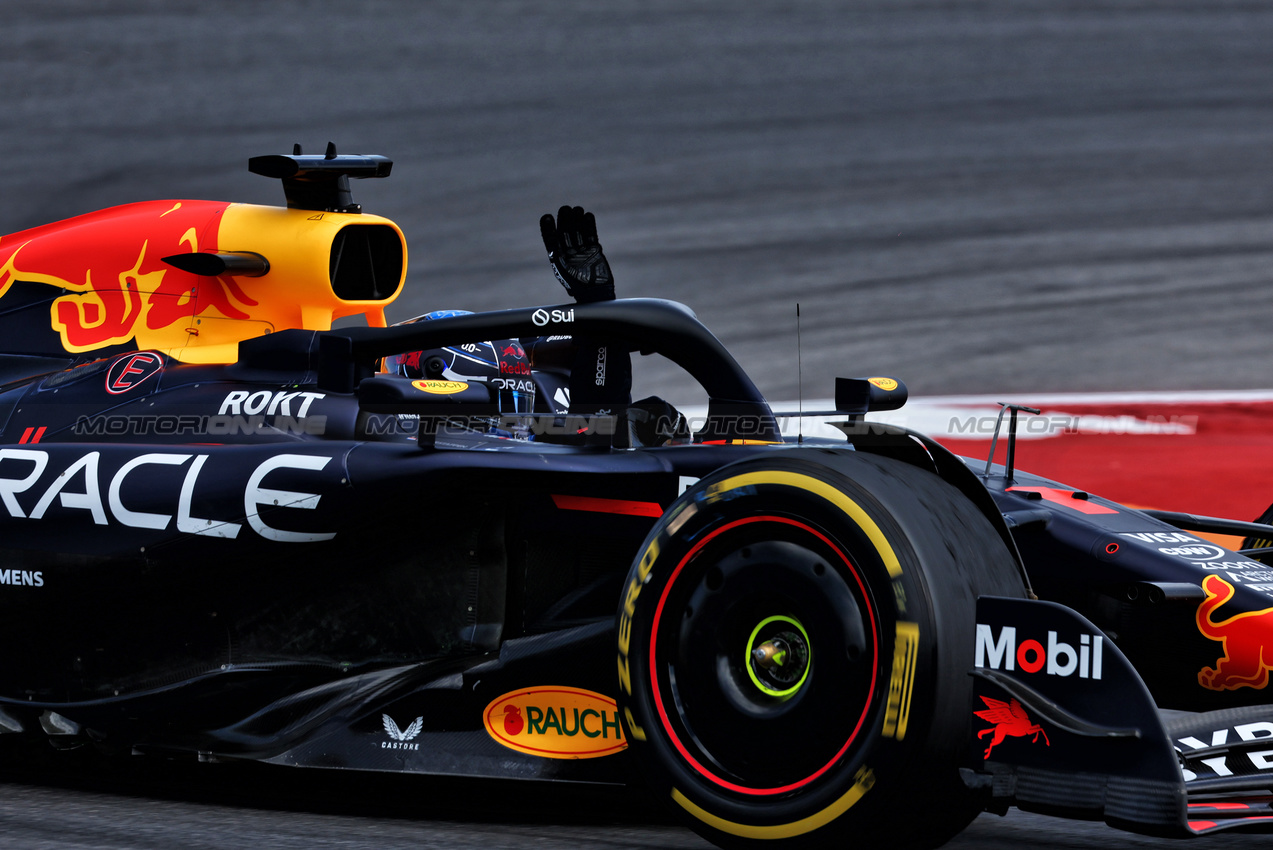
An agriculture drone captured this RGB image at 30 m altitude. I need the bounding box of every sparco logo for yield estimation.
[531,308,575,327]
[975,624,1105,679]
[595,346,607,387]
[381,714,422,750]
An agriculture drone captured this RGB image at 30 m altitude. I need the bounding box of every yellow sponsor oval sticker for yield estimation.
[867,377,898,391]
[483,686,627,759]
[412,379,469,395]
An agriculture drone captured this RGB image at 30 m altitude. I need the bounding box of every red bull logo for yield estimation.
[0,200,258,354]
[390,350,423,373]
[0,201,260,353]
[2,196,407,363]
[1197,575,1273,691]
[974,695,1050,759]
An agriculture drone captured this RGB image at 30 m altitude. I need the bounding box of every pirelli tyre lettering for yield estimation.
[615,452,1024,849]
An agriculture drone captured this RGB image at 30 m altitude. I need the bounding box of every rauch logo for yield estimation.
[975,624,1105,680]
[482,686,626,759]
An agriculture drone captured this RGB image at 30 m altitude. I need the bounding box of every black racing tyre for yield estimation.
[615,451,1025,849]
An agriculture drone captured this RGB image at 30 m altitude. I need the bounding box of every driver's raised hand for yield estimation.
[539,205,615,303]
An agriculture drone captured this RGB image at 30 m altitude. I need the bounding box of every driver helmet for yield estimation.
[381,310,536,434]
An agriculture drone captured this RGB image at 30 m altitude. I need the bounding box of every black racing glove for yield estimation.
[539,205,615,303]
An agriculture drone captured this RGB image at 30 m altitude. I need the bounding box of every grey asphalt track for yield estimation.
[3,1,1273,848]
[6,753,1273,850]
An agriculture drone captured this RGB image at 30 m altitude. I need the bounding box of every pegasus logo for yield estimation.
[381,714,423,750]
[1197,575,1273,691]
[974,696,1050,759]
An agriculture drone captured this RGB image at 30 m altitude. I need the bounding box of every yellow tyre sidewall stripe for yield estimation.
[710,470,902,578]
[672,766,876,840]
[673,469,907,837]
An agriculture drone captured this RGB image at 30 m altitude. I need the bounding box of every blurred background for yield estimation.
[4,1,1273,408]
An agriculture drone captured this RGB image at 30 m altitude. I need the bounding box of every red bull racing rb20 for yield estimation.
[2,150,1273,848]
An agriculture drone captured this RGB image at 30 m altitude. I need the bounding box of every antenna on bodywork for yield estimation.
[797,303,803,444]
[984,403,1042,481]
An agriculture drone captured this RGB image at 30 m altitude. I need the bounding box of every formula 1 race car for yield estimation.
[3,150,1273,849]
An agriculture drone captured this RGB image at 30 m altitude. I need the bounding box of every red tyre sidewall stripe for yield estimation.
[648,513,881,796]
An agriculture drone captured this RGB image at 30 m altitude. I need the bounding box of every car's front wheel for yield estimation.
[616,451,1024,849]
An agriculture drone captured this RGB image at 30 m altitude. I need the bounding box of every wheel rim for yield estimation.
[649,515,883,796]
